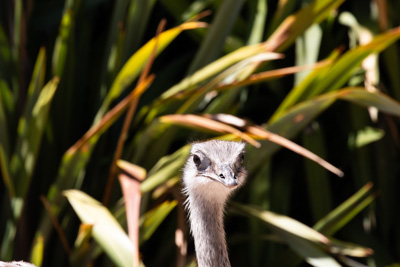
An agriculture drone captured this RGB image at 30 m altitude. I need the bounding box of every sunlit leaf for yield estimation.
[338,87,400,116]
[272,27,400,123]
[118,160,146,267]
[96,21,207,121]
[30,235,43,267]
[231,203,341,267]
[231,202,373,265]
[0,80,11,157]
[267,0,345,52]
[52,8,74,77]
[12,77,59,198]
[65,190,134,267]
[160,114,260,147]
[188,0,245,73]
[70,224,94,266]
[35,75,154,249]
[349,126,385,149]
[139,200,177,245]
[249,87,400,174]
[314,183,375,235]
[160,48,281,100]
[177,53,283,114]
[141,145,190,194]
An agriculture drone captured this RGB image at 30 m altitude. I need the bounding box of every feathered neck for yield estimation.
[185,187,231,267]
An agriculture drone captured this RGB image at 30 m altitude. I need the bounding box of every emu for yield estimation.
[182,140,247,267]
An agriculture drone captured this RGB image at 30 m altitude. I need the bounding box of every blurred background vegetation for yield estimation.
[1,0,400,266]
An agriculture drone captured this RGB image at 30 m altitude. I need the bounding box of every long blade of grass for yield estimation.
[337,87,400,116]
[141,145,190,194]
[249,87,400,173]
[314,183,375,234]
[231,203,341,267]
[272,26,400,122]
[3,47,46,195]
[159,44,273,100]
[0,81,11,156]
[302,124,333,221]
[0,143,14,197]
[288,239,342,267]
[188,0,245,73]
[177,53,283,114]
[139,200,177,245]
[161,0,345,104]
[95,21,207,121]
[25,47,46,113]
[117,160,146,267]
[122,0,157,61]
[65,190,134,267]
[159,114,260,147]
[232,202,373,263]
[35,76,154,249]
[103,19,165,205]
[246,0,267,45]
[161,113,343,176]
[269,50,340,123]
[217,60,331,91]
[1,76,59,259]
[268,0,345,52]
[12,76,59,198]
[232,202,330,245]
[52,8,74,77]
[0,25,13,87]
[68,75,154,155]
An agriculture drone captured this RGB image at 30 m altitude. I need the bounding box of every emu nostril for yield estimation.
[219,174,225,179]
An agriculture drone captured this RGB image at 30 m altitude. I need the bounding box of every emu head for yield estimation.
[183,140,247,202]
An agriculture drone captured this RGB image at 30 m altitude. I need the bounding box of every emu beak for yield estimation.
[217,165,238,188]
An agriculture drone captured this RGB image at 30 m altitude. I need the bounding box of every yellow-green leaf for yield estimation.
[65,190,134,267]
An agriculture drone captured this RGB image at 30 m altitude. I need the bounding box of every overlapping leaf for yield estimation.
[65,190,134,267]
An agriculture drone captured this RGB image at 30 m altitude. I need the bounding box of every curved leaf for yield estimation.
[64,190,134,267]
[96,21,207,121]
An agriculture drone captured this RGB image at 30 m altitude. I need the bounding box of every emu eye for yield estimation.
[238,152,245,164]
[193,154,210,170]
[193,155,201,167]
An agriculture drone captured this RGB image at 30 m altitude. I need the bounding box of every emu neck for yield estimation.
[187,192,231,267]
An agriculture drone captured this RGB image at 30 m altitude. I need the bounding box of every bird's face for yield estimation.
[183,140,247,195]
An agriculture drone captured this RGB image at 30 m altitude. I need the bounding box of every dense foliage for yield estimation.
[1,0,400,266]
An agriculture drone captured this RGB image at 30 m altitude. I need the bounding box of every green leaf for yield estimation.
[246,0,267,45]
[177,53,282,114]
[0,81,11,163]
[65,190,134,267]
[248,92,336,173]
[250,87,400,174]
[302,124,333,221]
[268,0,345,52]
[139,200,177,245]
[141,145,190,193]
[271,26,400,122]
[52,9,74,77]
[96,21,206,122]
[11,77,59,198]
[232,202,372,266]
[337,87,400,116]
[26,47,46,114]
[122,0,157,61]
[35,76,154,249]
[188,0,245,73]
[231,203,341,267]
[349,126,385,149]
[160,44,274,100]
[314,183,375,235]
[0,143,13,197]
